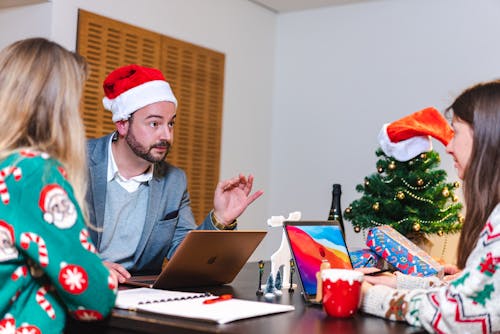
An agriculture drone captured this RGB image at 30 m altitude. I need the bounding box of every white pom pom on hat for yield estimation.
[378,107,454,161]
[102,64,177,122]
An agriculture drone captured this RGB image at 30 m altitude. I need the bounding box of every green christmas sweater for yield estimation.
[362,203,500,333]
[0,151,117,333]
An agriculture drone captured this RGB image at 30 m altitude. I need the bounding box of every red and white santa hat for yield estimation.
[102,64,177,122]
[378,107,454,161]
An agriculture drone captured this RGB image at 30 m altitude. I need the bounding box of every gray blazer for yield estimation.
[86,134,216,275]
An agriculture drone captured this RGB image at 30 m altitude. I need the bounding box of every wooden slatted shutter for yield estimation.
[77,10,162,138]
[76,10,224,225]
[160,36,225,223]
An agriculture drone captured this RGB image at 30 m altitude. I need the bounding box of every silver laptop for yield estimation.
[125,230,266,289]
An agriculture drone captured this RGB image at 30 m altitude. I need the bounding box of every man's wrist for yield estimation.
[211,211,237,230]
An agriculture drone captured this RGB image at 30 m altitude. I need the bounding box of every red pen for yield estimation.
[203,294,233,304]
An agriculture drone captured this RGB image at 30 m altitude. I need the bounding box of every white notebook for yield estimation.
[115,288,295,324]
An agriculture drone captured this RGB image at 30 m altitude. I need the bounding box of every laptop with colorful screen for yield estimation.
[283,221,353,304]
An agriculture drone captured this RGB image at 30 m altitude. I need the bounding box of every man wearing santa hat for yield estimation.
[86,64,263,282]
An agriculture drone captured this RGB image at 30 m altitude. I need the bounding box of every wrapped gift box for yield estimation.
[366,226,443,277]
[349,248,383,269]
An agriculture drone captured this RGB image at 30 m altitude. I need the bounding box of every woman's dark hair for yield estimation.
[447,80,500,268]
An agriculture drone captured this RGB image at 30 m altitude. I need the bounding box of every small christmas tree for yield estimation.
[344,148,463,236]
[344,107,464,240]
[274,267,284,294]
[264,273,275,299]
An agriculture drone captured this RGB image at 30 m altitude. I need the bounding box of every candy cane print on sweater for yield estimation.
[0,166,22,204]
[11,265,28,281]
[79,228,96,254]
[108,273,118,291]
[9,265,27,304]
[35,286,56,320]
[57,166,67,179]
[20,232,48,267]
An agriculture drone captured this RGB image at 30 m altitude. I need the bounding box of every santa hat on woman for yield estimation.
[102,64,177,122]
[378,107,454,161]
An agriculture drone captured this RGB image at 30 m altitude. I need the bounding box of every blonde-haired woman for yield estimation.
[0,38,116,333]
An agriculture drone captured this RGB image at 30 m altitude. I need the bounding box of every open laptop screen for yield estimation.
[125,230,266,289]
[284,221,352,300]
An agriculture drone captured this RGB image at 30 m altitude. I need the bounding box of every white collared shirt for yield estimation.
[107,136,153,193]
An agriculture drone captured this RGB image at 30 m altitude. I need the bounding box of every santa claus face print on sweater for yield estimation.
[0,220,18,261]
[39,184,77,229]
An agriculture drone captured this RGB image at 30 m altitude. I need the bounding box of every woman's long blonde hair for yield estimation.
[0,38,89,214]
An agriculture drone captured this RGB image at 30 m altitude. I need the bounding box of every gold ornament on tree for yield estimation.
[377,166,384,173]
[372,202,380,211]
[417,178,424,186]
[345,207,352,214]
[396,191,405,200]
[353,225,361,233]
[388,161,396,170]
[412,222,421,232]
[441,187,450,197]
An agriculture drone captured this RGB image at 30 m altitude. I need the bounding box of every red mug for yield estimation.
[321,269,364,318]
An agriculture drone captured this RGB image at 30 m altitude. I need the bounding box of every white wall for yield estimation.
[0,3,51,47]
[2,0,499,263]
[271,0,500,262]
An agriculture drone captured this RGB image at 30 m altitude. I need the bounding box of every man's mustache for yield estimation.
[152,141,170,149]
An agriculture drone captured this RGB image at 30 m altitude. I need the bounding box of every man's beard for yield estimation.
[125,129,170,163]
